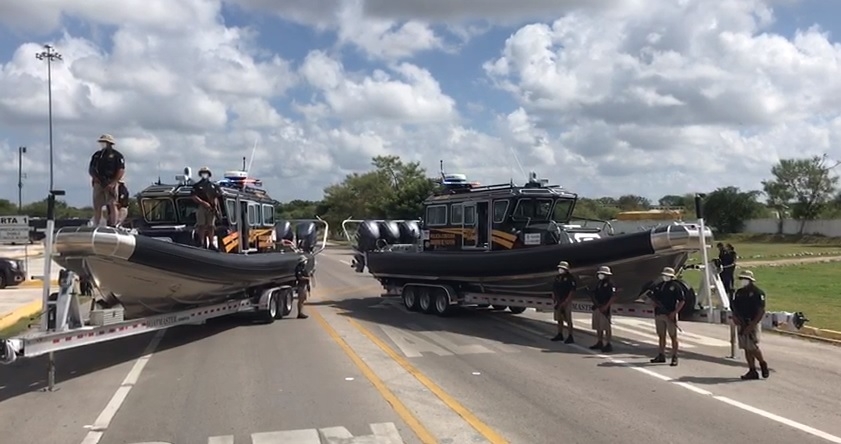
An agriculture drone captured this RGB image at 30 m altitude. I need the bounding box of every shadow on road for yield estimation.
[0,315,265,403]
[310,294,748,371]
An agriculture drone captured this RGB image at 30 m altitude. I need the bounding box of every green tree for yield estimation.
[761,154,840,233]
[617,194,651,211]
[572,197,620,220]
[658,194,694,209]
[702,187,764,234]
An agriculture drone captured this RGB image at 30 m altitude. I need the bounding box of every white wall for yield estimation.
[606,218,841,237]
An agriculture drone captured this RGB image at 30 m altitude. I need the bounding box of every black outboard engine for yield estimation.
[398,221,421,244]
[379,221,401,245]
[356,221,381,252]
[276,221,294,242]
[295,222,317,253]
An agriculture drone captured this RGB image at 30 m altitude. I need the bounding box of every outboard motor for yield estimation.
[379,221,401,246]
[356,221,382,252]
[295,222,317,253]
[275,221,294,242]
[398,221,421,244]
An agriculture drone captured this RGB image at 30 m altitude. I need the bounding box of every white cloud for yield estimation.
[2,0,841,209]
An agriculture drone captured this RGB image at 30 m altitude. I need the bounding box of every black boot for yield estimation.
[741,369,759,380]
[650,354,666,363]
[670,355,678,367]
[589,341,604,350]
[759,361,769,378]
[550,333,564,342]
[564,336,574,344]
[601,343,613,353]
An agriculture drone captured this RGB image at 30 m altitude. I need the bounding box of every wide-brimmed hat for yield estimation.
[661,267,676,278]
[738,270,756,282]
[596,265,612,275]
[97,134,116,145]
[557,261,569,270]
[198,166,212,176]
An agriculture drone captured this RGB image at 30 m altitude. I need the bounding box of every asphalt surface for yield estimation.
[1,247,840,444]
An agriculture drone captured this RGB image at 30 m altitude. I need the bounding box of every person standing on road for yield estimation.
[295,258,312,319]
[551,261,577,343]
[647,267,686,366]
[590,265,616,352]
[732,270,769,380]
[89,134,125,227]
[717,242,737,296]
[191,167,222,250]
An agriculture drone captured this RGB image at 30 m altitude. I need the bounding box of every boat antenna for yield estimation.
[439,159,446,181]
[245,138,258,175]
[509,146,527,181]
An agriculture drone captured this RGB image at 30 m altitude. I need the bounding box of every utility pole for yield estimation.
[36,44,62,191]
[18,146,27,211]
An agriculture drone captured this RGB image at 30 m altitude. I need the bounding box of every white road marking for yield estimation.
[340,259,352,266]
[80,330,166,444]
[207,437,235,444]
[415,330,495,355]
[252,429,321,444]
[379,325,453,357]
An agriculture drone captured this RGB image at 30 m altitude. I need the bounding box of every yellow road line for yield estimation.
[311,309,438,444]
[0,299,42,331]
[348,318,510,444]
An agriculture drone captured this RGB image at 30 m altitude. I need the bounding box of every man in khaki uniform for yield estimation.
[88,134,125,227]
[590,265,616,352]
[190,167,221,249]
[551,261,577,343]
[295,258,312,319]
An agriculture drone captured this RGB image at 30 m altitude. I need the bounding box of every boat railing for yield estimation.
[563,217,615,236]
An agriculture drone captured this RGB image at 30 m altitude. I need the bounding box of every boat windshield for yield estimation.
[140,198,177,223]
[552,198,575,223]
[512,198,554,221]
[176,198,199,224]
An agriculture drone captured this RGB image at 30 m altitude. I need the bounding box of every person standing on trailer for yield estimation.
[551,261,577,343]
[647,267,685,366]
[295,258,312,319]
[731,270,770,380]
[89,134,125,227]
[717,242,737,295]
[191,167,222,250]
[115,180,131,227]
[590,265,616,352]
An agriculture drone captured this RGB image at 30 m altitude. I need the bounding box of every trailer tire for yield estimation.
[432,289,451,317]
[402,286,420,311]
[508,306,526,314]
[418,287,435,314]
[280,288,293,317]
[491,305,508,311]
[477,303,490,309]
[260,291,278,323]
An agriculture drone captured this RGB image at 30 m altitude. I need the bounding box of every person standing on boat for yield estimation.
[731,270,769,380]
[551,261,576,343]
[590,266,616,352]
[191,167,222,250]
[647,267,685,366]
[295,258,311,319]
[717,242,737,296]
[89,134,125,227]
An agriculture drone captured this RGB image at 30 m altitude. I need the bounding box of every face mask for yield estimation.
[663,276,673,281]
[558,269,567,274]
[200,174,210,179]
[597,273,605,280]
[99,142,109,149]
[740,279,751,288]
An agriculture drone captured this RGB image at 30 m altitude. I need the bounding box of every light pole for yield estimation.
[18,146,27,212]
[35,44,62,191]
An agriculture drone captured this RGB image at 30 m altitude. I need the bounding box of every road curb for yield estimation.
[770,327,841,347]
[0,299,42,331]
[13,279,59,289]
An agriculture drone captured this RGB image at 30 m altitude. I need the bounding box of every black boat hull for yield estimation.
[53,227,312,319]
[363,225,707,304]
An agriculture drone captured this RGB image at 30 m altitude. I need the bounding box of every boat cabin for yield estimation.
[135,168,277,252]
[421,172,597,251]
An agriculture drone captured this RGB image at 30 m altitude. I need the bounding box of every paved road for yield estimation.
[1,248,841,444]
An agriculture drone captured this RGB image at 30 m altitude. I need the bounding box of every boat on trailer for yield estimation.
[343,170,712,316]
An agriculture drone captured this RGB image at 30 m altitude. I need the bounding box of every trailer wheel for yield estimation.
[260,291,278,323]
[418,288,435,314]
[432,289,451,317]
[491,305,508,311]
[508,306,527,314]
[477,303,490,309]
[280,288,293,317]
[402,286,420,311]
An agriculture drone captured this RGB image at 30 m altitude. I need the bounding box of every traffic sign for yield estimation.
[0,215,30,244]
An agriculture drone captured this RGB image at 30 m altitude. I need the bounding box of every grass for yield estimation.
[682,262,841,332]
[715,234,841,260]
[0,316,34,339]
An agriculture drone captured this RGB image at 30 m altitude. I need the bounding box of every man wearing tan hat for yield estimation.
[731,270,769,380]
[647,267,686,366]
[551,261,577,343]
[590,265,616,352]
[88,134,125,227]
